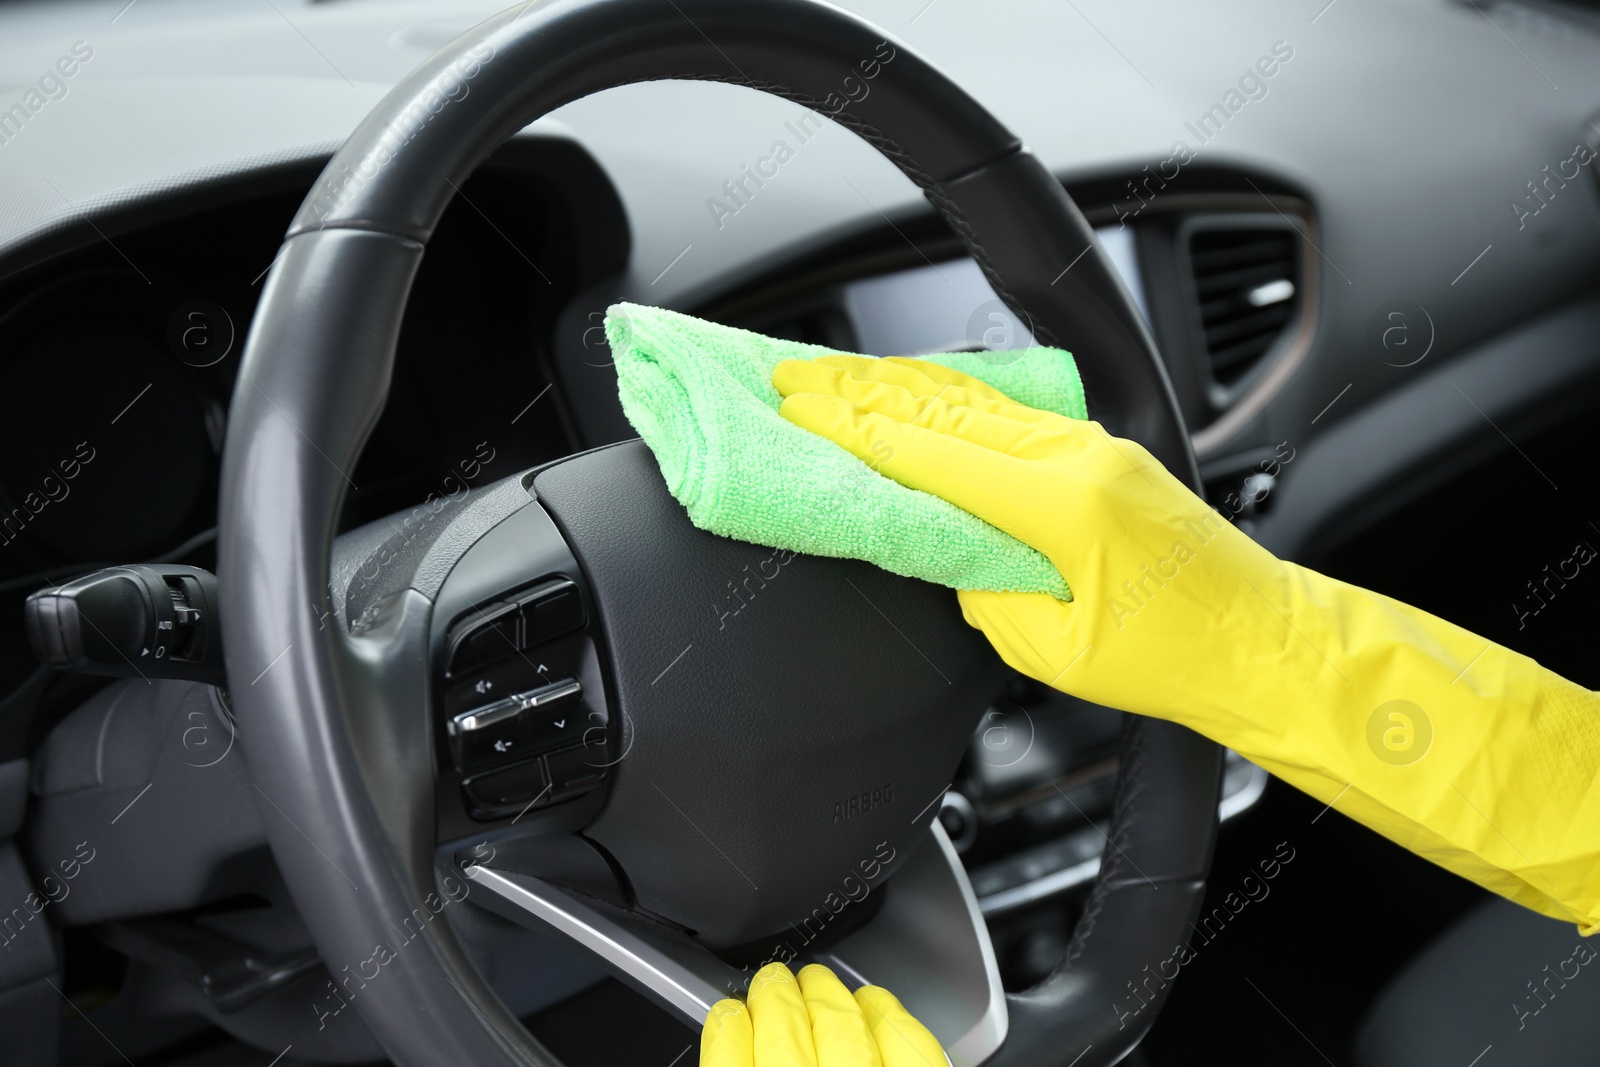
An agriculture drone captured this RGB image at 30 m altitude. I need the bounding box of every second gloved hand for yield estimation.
[775,354,1600,932]
[701,962,944,1067]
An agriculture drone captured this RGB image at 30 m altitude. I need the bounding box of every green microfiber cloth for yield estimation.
[607,302,1084,599]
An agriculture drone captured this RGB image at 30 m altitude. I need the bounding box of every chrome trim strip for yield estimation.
[452,678,582,733]
[818,822,1008,1067]
[466,822,1006,1065]
[522,678,582,707]
[450,698,517,733]
[1218,759,1270,823]
[463,864,738,1024]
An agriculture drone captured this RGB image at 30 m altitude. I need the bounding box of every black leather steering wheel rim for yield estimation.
[219,1,1221,1064]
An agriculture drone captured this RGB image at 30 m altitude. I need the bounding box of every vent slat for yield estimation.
[1190,237,1294,272]
[1188,227,1299,388]
[1203,340,1280,377]
[1203,305,1294,347]
[1194,262,1291,297]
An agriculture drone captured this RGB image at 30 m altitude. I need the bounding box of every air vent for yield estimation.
[1186,226,1299,389]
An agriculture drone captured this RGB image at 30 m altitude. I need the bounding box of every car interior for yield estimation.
[2,0,1599,1064]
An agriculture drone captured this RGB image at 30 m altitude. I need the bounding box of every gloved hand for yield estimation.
[775,354,1600,932]
[701,962,945,1067]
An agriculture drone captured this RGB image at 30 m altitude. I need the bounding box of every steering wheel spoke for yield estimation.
[462,863,747,1026]
[334,588,441,873]
[464,821,1005,1067]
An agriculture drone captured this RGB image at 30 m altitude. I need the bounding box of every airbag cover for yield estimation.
[533,440,1005,948]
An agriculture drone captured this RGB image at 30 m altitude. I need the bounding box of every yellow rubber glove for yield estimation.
[701,962,946,1067]
[774,354,1600,932]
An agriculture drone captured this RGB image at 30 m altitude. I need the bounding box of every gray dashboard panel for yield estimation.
[1,0,1598,463]
[1256,291,1600,562]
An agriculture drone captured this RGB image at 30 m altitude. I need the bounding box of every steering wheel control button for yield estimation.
[446,600,522,677]
[463,759,549,816]
[448,678,584,773]
[452,696,521,734]
[518,676,582,710]
[444,579,585,681]
[517,579,585,646]
[938,791,979,852]
[545,744,607,797]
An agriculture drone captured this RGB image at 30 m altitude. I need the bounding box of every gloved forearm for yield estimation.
[1057,555,1600,931]
[775,354,1600,932]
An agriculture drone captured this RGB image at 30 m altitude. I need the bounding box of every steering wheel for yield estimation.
[218,1,1221,1064]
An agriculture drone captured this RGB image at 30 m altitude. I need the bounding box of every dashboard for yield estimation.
[0,133,1305,990]
[5,0,1600,1039]
[0,141,626,733]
